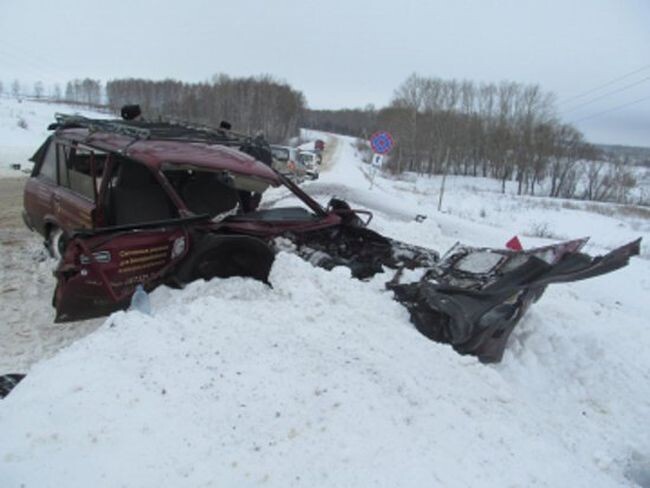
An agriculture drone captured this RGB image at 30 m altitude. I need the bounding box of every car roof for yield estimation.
[57,127,281,185]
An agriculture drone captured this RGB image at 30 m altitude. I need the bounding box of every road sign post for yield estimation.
[368,131,394,189]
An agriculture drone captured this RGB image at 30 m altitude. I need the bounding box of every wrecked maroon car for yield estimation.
[22,113,640,366]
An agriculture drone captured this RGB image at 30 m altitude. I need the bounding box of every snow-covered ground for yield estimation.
[0,98,111,373]
[0,109,649,487]
[0,96,113,176]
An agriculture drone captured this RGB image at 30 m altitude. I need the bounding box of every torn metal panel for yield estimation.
[281,225,439,279]
[388,238,641,363]
[0,374,25,400]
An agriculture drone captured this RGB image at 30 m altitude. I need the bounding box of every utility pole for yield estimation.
[437,148,451,212]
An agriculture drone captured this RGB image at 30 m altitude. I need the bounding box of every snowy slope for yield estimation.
[299,132,650,258]
[0,96,112,175]
[1,130,649,487]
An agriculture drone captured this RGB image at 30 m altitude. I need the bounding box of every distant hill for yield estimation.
[595,143,650,167]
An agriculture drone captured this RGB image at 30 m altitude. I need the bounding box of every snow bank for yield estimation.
[2,253,648,487]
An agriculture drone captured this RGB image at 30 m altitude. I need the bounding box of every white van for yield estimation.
[298,151,319,180]
[270,145,305,180]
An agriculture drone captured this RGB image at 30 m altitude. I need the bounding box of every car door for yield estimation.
[53,224,192,322]
[54,143,98,232]
[23,137,59,234]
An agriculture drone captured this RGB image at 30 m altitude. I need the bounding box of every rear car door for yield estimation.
[23,137,59,234]
[54,143,100,232]
[53,224,192,322]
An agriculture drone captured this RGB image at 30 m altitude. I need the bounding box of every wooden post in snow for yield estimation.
[437,148,451,212]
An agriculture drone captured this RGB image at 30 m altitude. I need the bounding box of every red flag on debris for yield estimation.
[506,236,523,251]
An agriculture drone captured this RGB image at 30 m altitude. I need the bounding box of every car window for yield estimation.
[105,160,178,226]
[271,147,289,162]
[38,140,57,181]
[58,144,107,200]
[164,169,240,218]
[299,153,313,164]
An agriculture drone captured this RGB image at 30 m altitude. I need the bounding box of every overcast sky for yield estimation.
[1,0,648,146]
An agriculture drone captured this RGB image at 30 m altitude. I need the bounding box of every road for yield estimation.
[0,176,101,374]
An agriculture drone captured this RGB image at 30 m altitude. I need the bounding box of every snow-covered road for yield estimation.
[0,177,103,373]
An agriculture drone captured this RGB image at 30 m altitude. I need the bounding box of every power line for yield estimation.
[572,94,650,123]
[0,37,72,78]
[0,48,64,86]
[563,76,650,113]
[561,64,650,105]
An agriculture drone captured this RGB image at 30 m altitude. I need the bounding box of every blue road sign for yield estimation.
[370,131,394,155]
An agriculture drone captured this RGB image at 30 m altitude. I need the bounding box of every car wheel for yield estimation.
[175,235,275,285]
[47,226,67,260]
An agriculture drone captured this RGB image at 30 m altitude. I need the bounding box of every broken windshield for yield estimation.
[162,165,274,220]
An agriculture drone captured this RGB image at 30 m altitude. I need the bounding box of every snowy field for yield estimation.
[0,102,649,487]
[0,96,112,176]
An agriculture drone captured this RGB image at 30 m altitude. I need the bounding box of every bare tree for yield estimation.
[12,79,21,98]
[65,81,74,102]
[53,83,62,101]
[547,125,591,198]
[392,73,427,173]
[584,156,636,203]
[63,79,102,106]
[34,81,44,99]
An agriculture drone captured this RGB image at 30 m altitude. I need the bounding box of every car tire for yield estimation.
[47,226,67,261]
[175,235,275,286]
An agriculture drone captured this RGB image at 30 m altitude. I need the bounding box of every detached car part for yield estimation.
[0,374,25,400]
[388,238,641,363]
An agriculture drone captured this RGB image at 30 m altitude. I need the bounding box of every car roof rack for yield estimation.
[53,113,257,148]
[54,113,152,139]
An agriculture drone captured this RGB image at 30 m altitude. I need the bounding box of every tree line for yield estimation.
[3,75,306,144]
[4,72,640,203]
[303,74,638,204]
[105,75,305,143]
[65,79,102,106]
[1,78,100,105]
